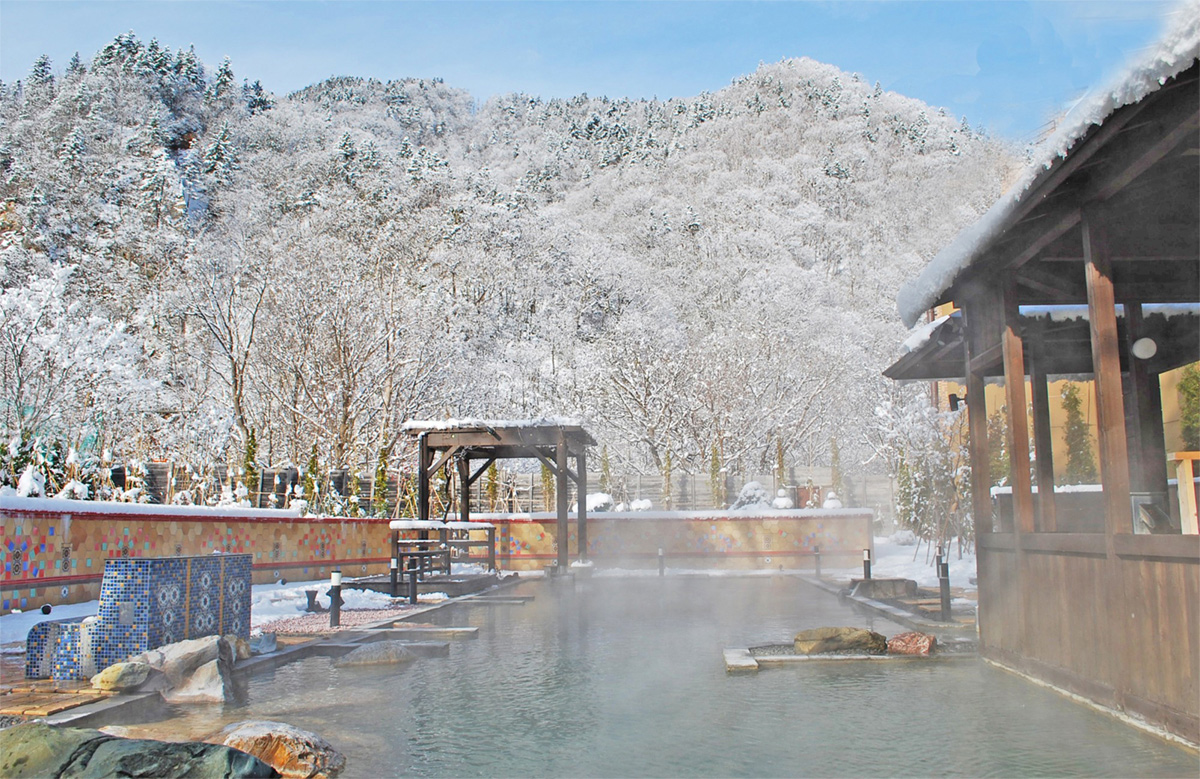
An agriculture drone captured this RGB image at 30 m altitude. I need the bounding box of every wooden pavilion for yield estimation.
[889,47,1199,744]
[400,419,597,570]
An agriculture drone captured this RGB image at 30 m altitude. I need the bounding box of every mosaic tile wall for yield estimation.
[479,510,875,571]
[2,502,872,610]
[25,554,252,681]
[1,505,394,615]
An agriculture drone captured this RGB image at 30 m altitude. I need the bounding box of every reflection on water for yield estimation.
[127,577,1197,778]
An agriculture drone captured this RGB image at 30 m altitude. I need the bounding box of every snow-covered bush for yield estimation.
[731,481,772,510]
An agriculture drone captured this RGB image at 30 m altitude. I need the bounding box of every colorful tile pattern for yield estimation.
[24,554,252,681]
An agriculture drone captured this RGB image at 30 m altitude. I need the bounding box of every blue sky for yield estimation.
[0,1,1181,141]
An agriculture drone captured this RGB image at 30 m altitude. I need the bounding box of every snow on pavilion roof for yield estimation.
[400,417,586,433]
[897,0,1200,328]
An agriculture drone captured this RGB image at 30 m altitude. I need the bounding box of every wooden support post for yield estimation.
[577,446,588,562]
[1002,280,1036,536]
[1125,305,1170,512]
[417,434,430,523]
[556,432,569,571]
[457,456,470,524]
[1029,349,1058,532]
[1082,209,1133,543]
[963,299,994,535]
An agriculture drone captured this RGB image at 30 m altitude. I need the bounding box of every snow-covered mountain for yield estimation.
[0,35,1020,489]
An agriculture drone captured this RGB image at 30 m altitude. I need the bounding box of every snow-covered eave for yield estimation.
[897,3,1200,329]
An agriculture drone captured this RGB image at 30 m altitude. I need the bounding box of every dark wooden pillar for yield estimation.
[963,299,994,535]
[457,455,470,524]
[577,445,588,562]
[417,434,430,522]
[1124,304,1171,523]
[1002,279,1036,536]
[1082,209,1133,543]
[1028,346,1058,532]
[556,433,569,570]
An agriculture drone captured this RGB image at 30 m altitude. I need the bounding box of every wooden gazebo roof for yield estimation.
[400,418,597,570]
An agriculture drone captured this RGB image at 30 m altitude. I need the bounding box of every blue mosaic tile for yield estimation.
[26,553,252,681]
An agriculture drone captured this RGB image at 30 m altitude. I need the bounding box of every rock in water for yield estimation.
[91,661,152,691]
[793,626,887,655]
[220,720,346,778]
[334,641,417,667]
[0,721,277,778]
[887,631,937,656]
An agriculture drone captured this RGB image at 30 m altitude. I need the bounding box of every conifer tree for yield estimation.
[373,446,390,517]
[303,443,320,507]
[1060,382,1098,485]
[829,436,843,498]
[541,462,555,511]
[206,57,235,101]
[987,408,1010,486]
[203,121,239,184]
[242,428,259,506]
[709,443,725,508]
[486,460,499,511]
[243,80,273,115]
[662,449,673,509]
[1179,364,1200,451]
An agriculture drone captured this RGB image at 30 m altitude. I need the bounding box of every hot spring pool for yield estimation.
[118,576,1196,777]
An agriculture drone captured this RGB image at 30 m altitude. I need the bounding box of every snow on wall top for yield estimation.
[897,0,1200,329]
[0,494,303,519]
[400,417,586,433]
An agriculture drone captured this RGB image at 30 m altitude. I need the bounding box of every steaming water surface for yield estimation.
[136,577,1196,777]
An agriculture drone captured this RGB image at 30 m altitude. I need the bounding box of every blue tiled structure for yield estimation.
[25,554,252,681]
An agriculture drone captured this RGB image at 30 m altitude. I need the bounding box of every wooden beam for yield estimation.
[1082,208,1133,545]
[1028,348,1058,532]
[1088,106,1200,203]
[427,445,462,480]
[969,342,1004,375]
[1009,208,1081,271]
[1002,279,1036,536]
[465,457,496,488]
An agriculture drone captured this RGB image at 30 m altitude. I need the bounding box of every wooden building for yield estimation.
[889,33,1199,744]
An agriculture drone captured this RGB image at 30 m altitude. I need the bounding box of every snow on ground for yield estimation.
[824,533,977,591]
[0,537,976,647]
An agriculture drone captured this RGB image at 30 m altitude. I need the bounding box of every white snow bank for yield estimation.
[0,494,302,519]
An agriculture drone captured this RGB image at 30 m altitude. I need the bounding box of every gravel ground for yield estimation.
[257,606,425,635]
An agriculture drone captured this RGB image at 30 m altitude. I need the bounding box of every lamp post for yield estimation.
[329,567,342,628]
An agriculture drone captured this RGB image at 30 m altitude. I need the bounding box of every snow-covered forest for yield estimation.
[0,34,1021,501]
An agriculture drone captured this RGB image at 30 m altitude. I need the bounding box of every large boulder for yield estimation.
[0,721,278,778]
[793,627,887,655]
[90,661,155,692]
[219,720,346,779]
[129,635,227,687]
[887,631,937,656]
[334,641,417,667]
[125,635,238,703]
